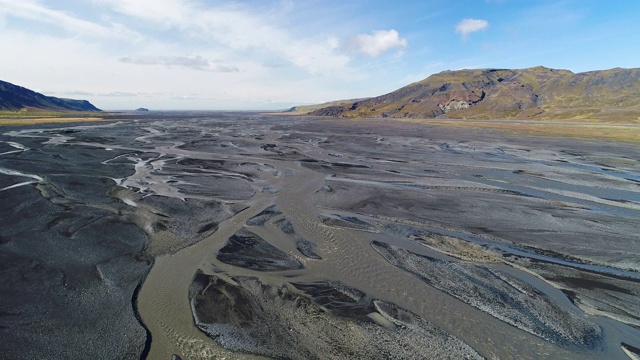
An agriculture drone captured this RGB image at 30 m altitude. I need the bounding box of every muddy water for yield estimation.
[137,196,273,359]
[138,172,584,358]
[4,115,639,359]
[138,160,627,359]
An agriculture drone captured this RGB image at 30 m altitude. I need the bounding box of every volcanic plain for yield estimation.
[1,112,639,359]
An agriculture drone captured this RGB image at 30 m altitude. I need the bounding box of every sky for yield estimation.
[1,0,639,110]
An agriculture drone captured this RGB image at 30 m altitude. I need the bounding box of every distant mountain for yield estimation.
[285,98,369,115]
[0,80,101,112]
[307,67,640,121]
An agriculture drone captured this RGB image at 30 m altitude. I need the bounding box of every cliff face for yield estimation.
[0,80,101,112]
[308,67,640,121]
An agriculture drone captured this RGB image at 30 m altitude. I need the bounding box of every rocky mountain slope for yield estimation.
[0,80,100,112]
[307,67,640,121]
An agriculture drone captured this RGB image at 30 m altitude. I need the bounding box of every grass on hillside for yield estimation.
[0,109,103,118]
[397,118,640,143]
[0,117,106,127]
[0,110,106,126]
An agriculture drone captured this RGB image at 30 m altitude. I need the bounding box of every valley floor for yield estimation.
[1,113,639,359]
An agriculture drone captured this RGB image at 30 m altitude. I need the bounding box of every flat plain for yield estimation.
[1,113,639,359]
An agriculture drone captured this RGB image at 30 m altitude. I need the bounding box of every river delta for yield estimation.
[1,113,639,359]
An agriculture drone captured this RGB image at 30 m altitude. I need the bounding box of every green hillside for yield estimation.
[307,67,640,122]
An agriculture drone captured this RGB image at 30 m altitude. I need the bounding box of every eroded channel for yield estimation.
[1,113,639,359]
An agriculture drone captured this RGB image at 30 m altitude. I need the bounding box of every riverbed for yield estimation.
[1,113,639,359]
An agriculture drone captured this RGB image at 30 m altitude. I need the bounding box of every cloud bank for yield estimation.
[0,0,142,41]
[0,0,415,110]
[99,0,352,75]
[455,18,489,39]
[120,56,239,72]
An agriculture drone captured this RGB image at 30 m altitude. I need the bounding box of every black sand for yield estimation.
[1,113,639,359]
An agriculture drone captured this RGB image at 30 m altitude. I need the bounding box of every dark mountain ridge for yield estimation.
[307,66,640,121]
[0,80,101,112]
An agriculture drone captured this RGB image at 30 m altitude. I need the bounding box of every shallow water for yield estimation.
[1,113,639,359]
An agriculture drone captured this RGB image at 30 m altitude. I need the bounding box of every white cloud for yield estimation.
[1,0,351,75]
[455,18,489,39]
[51,90,153,98]
[0,0,395,110]
[347,29,408,57]
[0,0,143,41]
[97,0,351,75]
[0,28,352,110]
[120,56,239,72]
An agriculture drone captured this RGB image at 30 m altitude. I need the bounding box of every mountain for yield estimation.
[0,80,101,112]
[285,98,369,115]
[307,66,640,121]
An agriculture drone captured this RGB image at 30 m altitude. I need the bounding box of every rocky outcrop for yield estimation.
[436,90,485,115]
[308,105,345,117]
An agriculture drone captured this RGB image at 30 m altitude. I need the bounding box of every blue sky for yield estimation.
[1,0,638,110]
